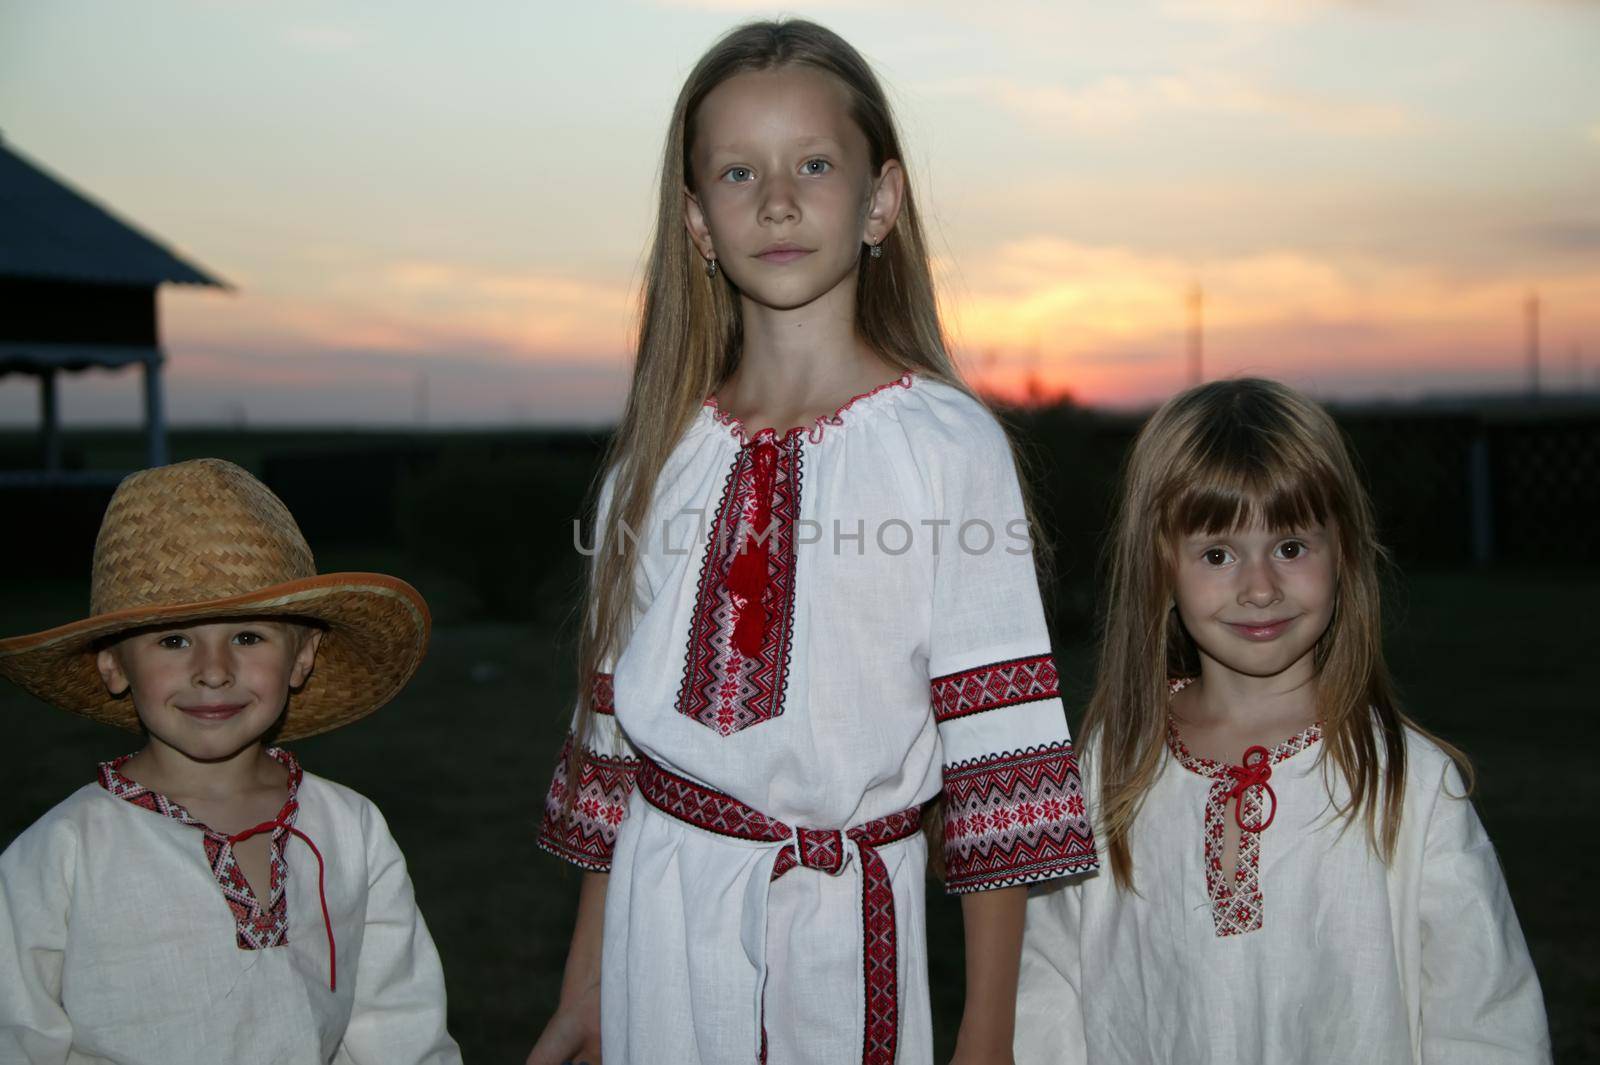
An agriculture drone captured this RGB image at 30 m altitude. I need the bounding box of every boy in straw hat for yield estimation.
[0,459,461,1064]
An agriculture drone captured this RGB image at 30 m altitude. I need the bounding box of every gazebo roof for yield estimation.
[0,135,227,289]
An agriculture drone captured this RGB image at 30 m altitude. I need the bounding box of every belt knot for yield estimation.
[795,827,846,874]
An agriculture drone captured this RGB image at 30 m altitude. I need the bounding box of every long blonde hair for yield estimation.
[1083,378,1472,890]
[570,20,972,775]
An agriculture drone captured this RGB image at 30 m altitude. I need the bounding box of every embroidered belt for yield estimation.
[635,756,923,1065]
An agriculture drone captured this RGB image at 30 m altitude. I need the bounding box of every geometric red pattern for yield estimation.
[674,431,802,737]
[591,671,616,715]
[98,747,301,951]
[930,653,1060,723]
[536,733,640,873]
[634,756,921,1065]
[1166,715,1322,937]
[941,741,1099,893]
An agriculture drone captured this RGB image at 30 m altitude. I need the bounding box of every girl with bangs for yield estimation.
[527,18,1097,1065]
[1015,377,1549,1064]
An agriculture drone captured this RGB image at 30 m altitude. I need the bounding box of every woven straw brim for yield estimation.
[0,573,429,741]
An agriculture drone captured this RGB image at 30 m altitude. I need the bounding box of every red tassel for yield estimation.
[727,536,768,600]
[729,538,769,657]
[726,440,779,659]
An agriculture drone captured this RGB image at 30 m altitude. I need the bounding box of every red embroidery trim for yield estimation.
[930,654,1060,722]
[228,810,336,991]
[675,434,801,736]
[941,741,1098,893]
[635,757,921,1065]
[592,671,616,716]
[537,733,640,872]
[703,371,916,446]
[98,748,302,954]
[1166,705,1322,937]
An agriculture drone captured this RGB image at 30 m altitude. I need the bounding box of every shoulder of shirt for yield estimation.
[886,375,1015,465]
[1332,719,1467,812]
[0,783,105,868]
[900,376,1006,433]
[295,769,396,837]
[1397,724,1467,794]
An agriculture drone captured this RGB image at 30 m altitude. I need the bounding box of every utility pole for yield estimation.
[1187,282,1204,388]
[1524,292,1540,397]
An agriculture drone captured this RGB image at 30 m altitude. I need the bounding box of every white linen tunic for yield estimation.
[538,374,1098,1065]
[0,750,461,1065]
[1015,722,1551,1065]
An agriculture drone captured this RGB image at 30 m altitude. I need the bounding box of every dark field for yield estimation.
[2,413,1597,1061]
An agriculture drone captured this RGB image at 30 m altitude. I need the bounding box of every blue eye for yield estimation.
[722,166,754,183]
[801,158,831,175]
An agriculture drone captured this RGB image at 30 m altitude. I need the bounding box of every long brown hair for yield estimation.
[1083,377,1472,890]
[569,20,974,779]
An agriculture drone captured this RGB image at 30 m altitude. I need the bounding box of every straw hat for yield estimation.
[0,458,430,741]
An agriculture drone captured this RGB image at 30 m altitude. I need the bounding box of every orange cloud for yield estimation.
[163,257,635,364]
[939,239,1600,404]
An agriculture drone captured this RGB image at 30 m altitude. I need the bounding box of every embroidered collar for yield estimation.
[703,371,916,446]
[98,746,303,834]
[1166,718,1322,779]
[1164,677,1322,779]
[97,747,305,956]
[1165,679,1319,937]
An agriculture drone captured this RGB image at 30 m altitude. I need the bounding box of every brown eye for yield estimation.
[1276,540,1306,560]
[1204,548,1232,566]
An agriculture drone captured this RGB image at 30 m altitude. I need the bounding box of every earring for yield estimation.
[705,256,718,279]
[869,242,883,260]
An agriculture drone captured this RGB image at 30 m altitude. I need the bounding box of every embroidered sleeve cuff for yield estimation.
[536,732,639,873]
[940,741,1099,894]
[931,653,1060,723]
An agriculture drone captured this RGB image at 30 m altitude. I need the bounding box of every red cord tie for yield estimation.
[726,439,779,658]
[228,804,337,991]
[1224,746,1277,833]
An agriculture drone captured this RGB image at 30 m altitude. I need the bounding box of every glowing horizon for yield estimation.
[1,0,1596,426]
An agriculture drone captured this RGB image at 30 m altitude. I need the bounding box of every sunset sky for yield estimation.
[2,0,1597,426]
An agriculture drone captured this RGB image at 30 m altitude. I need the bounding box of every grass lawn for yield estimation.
[2,567,1594,1062]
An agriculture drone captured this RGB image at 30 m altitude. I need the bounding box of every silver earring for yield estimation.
[869,242,883,260]
[705,256,718,279]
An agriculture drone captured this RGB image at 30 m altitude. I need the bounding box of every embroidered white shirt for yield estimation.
[1015,725,1551,1065]
[538,374,1096,1065]
[0,754,462,1065]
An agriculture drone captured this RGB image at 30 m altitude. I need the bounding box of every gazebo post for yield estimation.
[2,141,224,480]
[39,367,63,472]
[143,353,167,468]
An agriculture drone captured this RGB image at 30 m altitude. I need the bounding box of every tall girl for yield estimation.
[525,18,1096,1065]
[1015,378,1550,1064]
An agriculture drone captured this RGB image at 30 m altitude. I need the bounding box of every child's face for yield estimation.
[683,64,902,314]
[1171,523,1337,683]
[97,619,321,762]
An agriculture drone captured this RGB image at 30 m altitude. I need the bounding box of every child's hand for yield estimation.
[525,978,601,1065]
